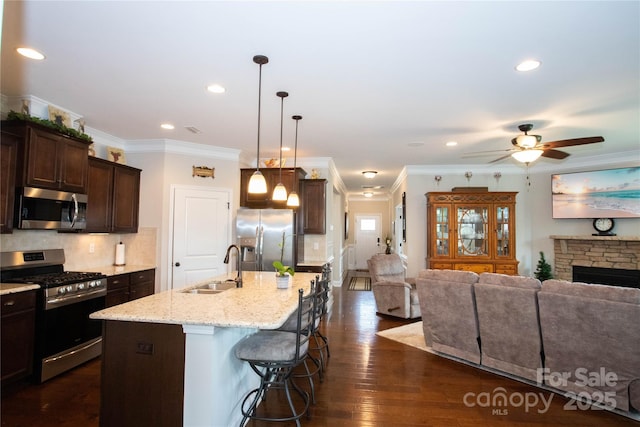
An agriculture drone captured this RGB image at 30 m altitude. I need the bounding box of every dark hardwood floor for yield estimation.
[1,272,636,426]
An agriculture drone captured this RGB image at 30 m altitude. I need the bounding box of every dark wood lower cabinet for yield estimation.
[1,291,36,385]
[100,321,185,427]
[105,269,155,307]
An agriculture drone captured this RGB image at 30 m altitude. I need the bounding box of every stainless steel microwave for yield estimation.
[15,187,88,230]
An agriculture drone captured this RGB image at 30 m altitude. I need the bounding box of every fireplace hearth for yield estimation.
[573,265,640,289]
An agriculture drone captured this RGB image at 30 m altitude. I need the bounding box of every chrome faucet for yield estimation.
[224,244,242,288]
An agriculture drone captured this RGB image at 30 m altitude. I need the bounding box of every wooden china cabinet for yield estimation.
[426,191,519,275]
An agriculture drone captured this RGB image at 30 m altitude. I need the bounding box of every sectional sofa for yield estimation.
[415,269,640,420]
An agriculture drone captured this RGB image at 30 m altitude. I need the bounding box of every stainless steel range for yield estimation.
[0,249,106,383]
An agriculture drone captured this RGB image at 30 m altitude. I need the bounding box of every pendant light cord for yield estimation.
[256,63,263,171]
[278,93,284,182]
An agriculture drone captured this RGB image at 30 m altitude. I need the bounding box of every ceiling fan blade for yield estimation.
[489,154,513,163]
[461,149,513,158]
[541,149,570,160]
[544,136,604,149]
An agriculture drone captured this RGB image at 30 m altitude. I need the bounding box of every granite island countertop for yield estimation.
[90,271,316,329]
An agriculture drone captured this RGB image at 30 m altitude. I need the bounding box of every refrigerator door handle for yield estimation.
[259,226,264,256]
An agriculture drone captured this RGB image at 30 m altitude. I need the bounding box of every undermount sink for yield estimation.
[182,280,237,294]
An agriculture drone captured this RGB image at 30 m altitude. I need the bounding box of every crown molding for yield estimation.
[126,139,241,160]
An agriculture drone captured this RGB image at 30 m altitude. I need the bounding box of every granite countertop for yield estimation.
[0,283,40,296]
[90,271,317,329]
[83,264,156,276]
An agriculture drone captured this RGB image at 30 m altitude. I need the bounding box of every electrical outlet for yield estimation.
[89,243,95,253]
[313,242,319,250]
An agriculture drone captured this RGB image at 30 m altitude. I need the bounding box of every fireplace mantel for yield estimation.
[549,235,640,281]
[550,235,640,242]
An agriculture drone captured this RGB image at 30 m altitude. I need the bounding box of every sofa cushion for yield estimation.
[416,269,480,364]
[479,272,541,290]
[542,279,640,304]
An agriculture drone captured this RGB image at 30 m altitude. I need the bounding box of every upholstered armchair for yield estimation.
[367,254,421,319]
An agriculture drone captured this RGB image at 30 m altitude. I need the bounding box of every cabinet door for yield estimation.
[430,204,451,258]
[112,166,140,233]
[1,291,36,384]
[455,205,489,258]
[1,132,17,233]
[59,138,89,193]
[86,158,114,232]
[25,127,61,190]
[495,204,514,259]
[300,179,326,234]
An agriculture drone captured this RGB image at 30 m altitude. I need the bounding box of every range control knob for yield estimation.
[78,283,86,290]
[57,287,67,295]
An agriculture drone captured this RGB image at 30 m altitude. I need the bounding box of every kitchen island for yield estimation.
[91,271,317,427]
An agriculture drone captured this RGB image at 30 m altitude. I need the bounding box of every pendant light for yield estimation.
[286,115,302,207]
[272,91,289,201]
[248,55,269,194]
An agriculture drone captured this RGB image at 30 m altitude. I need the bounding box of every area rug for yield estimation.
[348,276,371,291]
[376,321,428,351]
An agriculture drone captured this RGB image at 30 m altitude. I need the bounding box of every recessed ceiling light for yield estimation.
[281,147,291,152]
[17,47,45,60]
[515,59,541,72]
[408,141,424,147]
[207,84,226,94]
[362,171,377,179]
[161,123,175,130]
[363,191,373,198]
[446,141,458,147]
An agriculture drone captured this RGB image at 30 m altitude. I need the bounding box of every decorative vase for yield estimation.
[276,274,290,289]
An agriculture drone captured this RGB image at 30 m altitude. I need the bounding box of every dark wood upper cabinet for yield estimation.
[1,131,18,233]
[86,157,140,233]
[240,167,306,209]
[298,179,327,234]
[4,121,91,194]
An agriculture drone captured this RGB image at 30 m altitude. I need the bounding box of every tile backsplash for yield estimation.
[0,227,157,271]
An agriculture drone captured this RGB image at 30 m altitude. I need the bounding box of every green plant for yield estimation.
[534,251,553,281]
[7,110,93,142]
[272,260,295,277]
[273,231,294,276]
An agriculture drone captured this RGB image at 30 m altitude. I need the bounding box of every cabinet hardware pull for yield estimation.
[4,300,15,306]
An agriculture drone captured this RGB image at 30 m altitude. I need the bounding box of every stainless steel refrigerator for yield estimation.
[236,209,295,272]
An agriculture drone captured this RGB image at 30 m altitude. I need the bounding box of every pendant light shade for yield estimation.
[248,55,269,194]
[287,115,302,207]
[272,91,289,201]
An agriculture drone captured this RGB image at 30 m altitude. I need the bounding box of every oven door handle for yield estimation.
[45,288,106,310]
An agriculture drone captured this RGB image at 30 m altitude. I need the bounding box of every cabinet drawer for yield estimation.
[495,264,518,275]
[107,274,130,290]
[430,262,453,270]
[130,269,154,284]
[455,263,493,274]
[1,291,36,315]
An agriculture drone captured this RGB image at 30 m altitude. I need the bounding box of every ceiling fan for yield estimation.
[464,124,604,164]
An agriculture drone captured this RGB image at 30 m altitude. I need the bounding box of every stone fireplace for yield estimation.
[550,235,640,286]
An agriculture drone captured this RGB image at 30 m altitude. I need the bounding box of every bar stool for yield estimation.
[234,284,318,426]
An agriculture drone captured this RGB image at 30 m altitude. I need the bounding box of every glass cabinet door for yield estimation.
[496,205,510,257]
[456,206,488,256]
[434,206,449,256]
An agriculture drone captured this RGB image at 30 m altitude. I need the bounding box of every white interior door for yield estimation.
[171,186,231,289]
[354,214,381,269]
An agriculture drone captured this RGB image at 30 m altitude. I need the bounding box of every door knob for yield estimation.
[174,262,181,267]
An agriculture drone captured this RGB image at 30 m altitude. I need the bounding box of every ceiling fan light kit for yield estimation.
[248,55,269,194]
[512,149,544,163]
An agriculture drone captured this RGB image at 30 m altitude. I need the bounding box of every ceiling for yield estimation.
[2,1,639,196]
